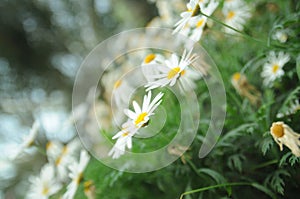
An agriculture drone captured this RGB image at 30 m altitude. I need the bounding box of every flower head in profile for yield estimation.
[63,150,90,199]
[145,49,198,91]
[108,121,138,159]
[270,121,300,157]
[12,121,40,159]
[26,164,62,199]
[173,0,200,34]
[261,51,290,87]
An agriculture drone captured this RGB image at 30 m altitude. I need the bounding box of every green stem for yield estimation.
[179,182,251,199]
[199,11,267,46]
[251,159,278,170]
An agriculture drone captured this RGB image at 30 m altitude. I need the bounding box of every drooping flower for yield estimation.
[145,49,197,91]
[261,51,290,87]
[26,164,62,199]
[231,72,261,105]
[63,150,90,199]
[270,121,300,157]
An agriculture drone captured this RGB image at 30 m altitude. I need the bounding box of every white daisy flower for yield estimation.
[173,0,200,34]
[26,164,62,199]
[12,121,40,159]
[108,121,138,159]
[46,139,81,182]
[272,29,288,43]
[145,49,197,91]
[125,91,164,128]
[63,150,90,199]
[223,1,252,34]
[261,51,290,87]
[270,121,300,157]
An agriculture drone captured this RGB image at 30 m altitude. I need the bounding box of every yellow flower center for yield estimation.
[196,18,205,28]
[122,132,129,137]
[144,54,156,64]
[167,67,181,79]
[135,112,148,126]
[227,11,235,19]
[114,80,122,89]
[272,64,279,73]
[180,69,186,76]
[232,72,241,81]
[271,123,284,138]
[42,186,49,195]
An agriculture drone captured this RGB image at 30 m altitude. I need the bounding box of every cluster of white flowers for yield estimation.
[27,138,90,199]
[109,48,201,159]
[173,0,219,42]
[11,120,92,199]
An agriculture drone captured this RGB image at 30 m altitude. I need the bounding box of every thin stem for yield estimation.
[251,159,278,170]
[199,11,267,46]
[179,182,252,199]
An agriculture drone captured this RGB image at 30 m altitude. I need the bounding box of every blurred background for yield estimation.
[0,0,156,197]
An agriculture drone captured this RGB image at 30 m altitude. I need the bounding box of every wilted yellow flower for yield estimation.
[84,180,96,199]
[270,121,300,157]
[231,72,261,106]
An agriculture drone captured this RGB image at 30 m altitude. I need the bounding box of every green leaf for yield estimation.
[197,168,227,184]
[261,136,274,156]
[227,154,245,172]
[296,55,300,81]
[265,170,291,195]
[251,183,277,199]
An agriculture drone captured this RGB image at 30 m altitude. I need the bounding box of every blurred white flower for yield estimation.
[261,51,290,87]
[145,49,197,91]
[63,150,90,199]
[223,0,252,34]
[26,164,62,199]
[270,121,300,157]
[46,139,81,182]
[272,29,288,43]
[12,121,39,159]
